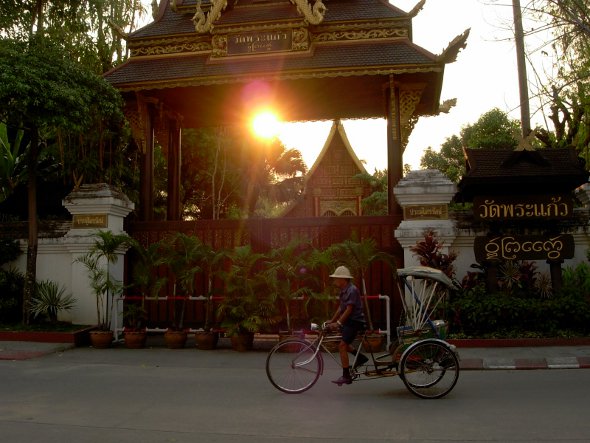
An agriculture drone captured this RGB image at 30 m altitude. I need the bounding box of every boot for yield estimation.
[332,367,352,385]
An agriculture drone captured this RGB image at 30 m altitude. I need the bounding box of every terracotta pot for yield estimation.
[230,332,254,352]
[195,331,219,350]
[124,330,147,349]
[362,334,385,353]
[89,330,114,349]
[164,330,188,349]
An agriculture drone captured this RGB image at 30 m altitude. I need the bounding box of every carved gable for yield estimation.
[283,120,371,217]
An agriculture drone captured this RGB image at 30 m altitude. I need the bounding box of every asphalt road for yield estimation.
[1,346,589,443]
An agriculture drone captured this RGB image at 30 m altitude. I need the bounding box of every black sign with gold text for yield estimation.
[473,194,573,221]
[474,234,575,262]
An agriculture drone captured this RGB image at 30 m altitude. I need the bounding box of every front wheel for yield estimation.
[266,339,323,394]
[399,339,459,399]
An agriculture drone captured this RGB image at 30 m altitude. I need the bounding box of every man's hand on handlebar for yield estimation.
[324,321,340,332]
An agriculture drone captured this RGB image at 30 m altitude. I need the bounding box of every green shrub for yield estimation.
[0,267,24,323]
[29,280,76,323]
[447,282,590,338]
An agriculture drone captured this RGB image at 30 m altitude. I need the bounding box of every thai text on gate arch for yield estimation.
[475,195,571,220]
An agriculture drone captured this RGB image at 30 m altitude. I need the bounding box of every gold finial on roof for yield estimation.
[436,28,470,64]
[193,0,228,33]
[408,0,426,18]
[289,0,327,25]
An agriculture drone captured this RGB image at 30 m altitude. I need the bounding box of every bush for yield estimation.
[0,239,21,266]
[29,280,76,323]
[0,268,24,323]
[448,281,590,338]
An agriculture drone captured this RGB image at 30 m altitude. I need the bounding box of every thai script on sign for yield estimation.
[228,31,292,55]
[473,195,572,221]
[72,214,108,229]
[403,204,448,220]
[474,234,575,262]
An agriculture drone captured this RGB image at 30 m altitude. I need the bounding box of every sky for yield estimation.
[277,0,552,171]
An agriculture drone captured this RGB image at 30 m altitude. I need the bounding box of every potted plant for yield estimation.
[76,230,132,348]
[264,237,314,342]
[124,239,168,348]
[217,245,279,351]
[194,242,226,350]
[159,233,203,348]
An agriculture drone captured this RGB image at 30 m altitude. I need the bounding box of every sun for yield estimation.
[251,110,281,139]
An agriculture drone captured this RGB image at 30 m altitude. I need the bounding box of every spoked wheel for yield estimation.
[399,339,459,399]
[266,339,323,394]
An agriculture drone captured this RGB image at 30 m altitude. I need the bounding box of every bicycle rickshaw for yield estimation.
[265,266,461,399]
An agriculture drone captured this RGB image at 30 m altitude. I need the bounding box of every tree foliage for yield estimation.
[156,126,307,220]
[526,1,590,161]
[355,169,388,215]
[420,108,520,183]
[0,36,127,322]
[0,0,147,73]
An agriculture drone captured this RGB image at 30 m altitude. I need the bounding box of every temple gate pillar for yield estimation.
[387,78,403,216]
[62,184,134,327]
[167,117,182,221]
[393,170,457,267]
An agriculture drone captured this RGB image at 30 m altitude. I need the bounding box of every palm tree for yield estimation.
[241,135,307,217]
[77,230,132,331]
[264,237,315,333]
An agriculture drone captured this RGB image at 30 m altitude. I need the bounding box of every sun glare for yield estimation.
[252,110,281,139]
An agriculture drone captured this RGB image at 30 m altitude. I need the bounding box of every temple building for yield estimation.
[104,0,468,220]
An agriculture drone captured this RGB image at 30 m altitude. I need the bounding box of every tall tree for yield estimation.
[527,1,590,161]
[0,37,125,322]
[171,126,306,220]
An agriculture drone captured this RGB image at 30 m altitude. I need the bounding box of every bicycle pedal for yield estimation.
[374,360,391,366]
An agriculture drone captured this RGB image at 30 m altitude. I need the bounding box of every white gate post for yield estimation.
[393,170,457,267]
[62,184,134,328]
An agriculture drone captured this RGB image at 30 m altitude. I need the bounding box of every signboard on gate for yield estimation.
[473,194,573,221]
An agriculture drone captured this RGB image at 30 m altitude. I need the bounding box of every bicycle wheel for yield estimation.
[399,339,459,399]
[266,339,323,394]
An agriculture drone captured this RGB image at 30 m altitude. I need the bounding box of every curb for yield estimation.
[449,338,590,347]
[0,343,74,361]
[460,356,590,370]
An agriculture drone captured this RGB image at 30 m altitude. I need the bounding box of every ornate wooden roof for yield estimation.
[104,0,468,127]
[457,147,588,200]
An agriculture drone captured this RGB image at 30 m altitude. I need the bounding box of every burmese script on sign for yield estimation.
[473,195,572,221]
[474,234,575,262]
[228,31,292,55]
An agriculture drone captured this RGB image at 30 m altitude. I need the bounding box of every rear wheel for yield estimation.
[399,339,459,399]
[266,339,323,394]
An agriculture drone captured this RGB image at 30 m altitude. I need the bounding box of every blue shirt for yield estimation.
[339,282,365,323]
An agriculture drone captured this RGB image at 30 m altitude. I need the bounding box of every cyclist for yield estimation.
[327,265,368,385]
